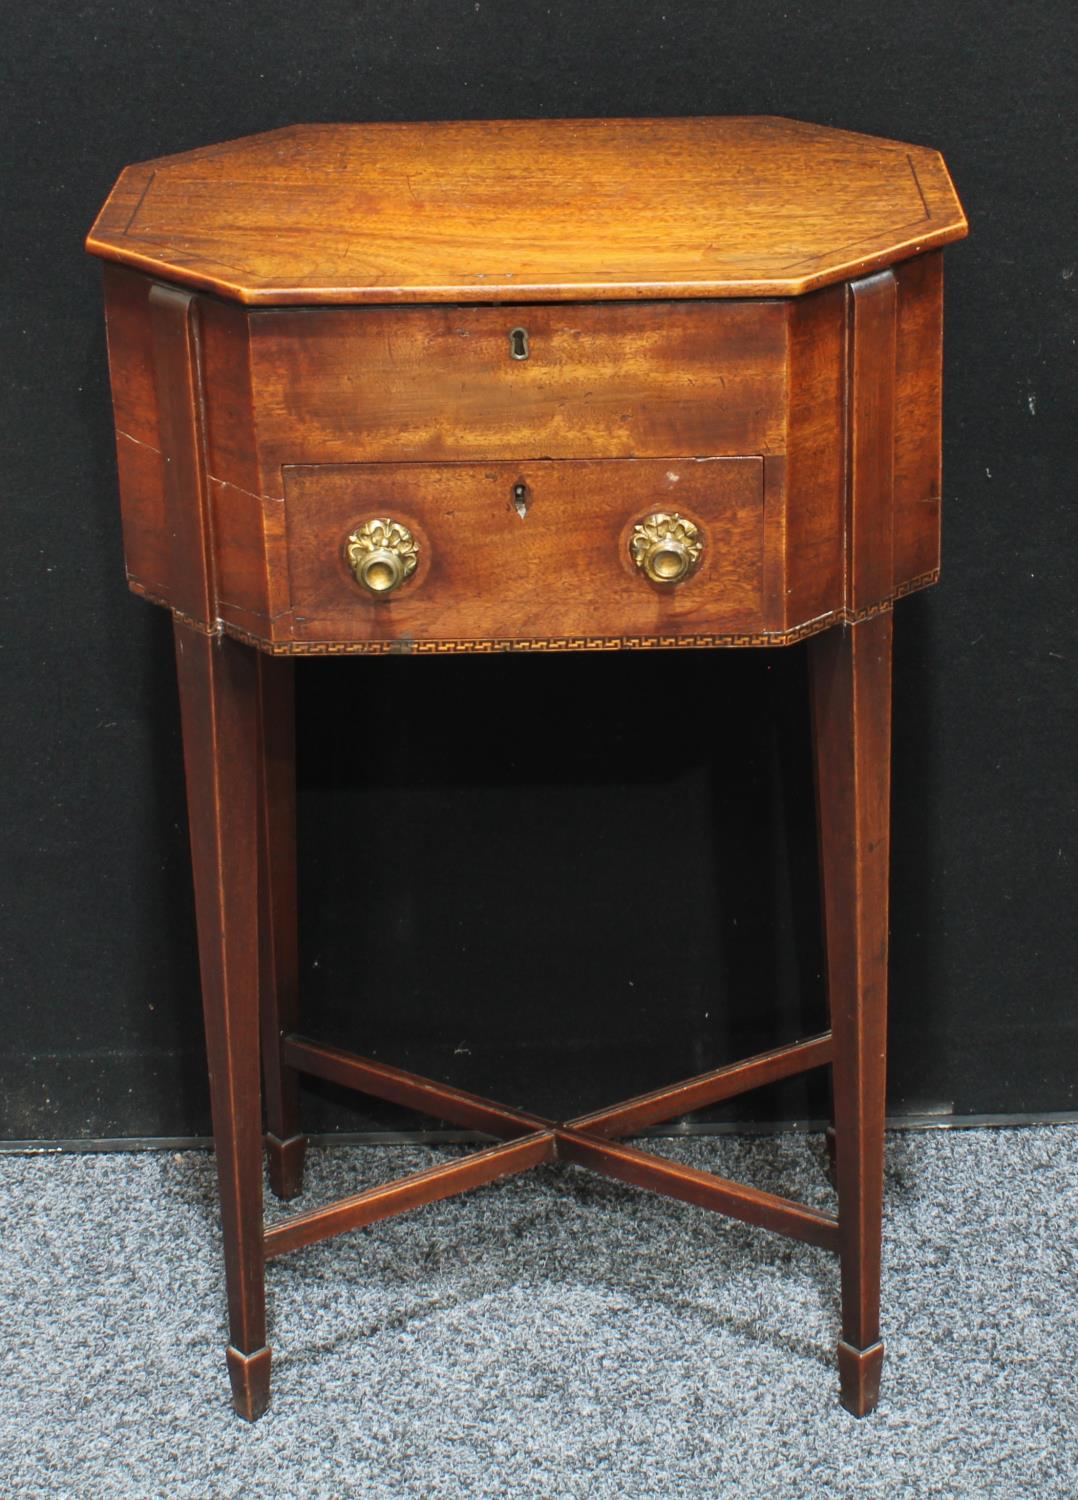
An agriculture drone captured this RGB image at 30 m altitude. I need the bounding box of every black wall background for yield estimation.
[2,1,1075,1141]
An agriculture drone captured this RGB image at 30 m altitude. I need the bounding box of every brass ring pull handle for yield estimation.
[629,512,703,585]
[346,517,419,597]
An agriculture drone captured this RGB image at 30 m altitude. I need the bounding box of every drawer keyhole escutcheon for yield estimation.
[509,326,530,360]
[345,517,419,597]
[629,512,704,586]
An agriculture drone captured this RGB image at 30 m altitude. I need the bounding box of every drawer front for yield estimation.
[244,302,787,495]
[283,457,763,645]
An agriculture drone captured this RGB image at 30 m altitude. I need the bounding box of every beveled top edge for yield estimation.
[86,115,968,305]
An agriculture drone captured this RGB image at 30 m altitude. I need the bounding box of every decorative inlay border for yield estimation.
[231,620,841,655]
[893,568,941,600]
[132,570,939,655]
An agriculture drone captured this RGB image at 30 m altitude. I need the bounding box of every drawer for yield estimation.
[282,456,764,645]
[236,301,788,493]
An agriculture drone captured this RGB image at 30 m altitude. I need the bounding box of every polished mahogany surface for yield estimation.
[86,117,966,304]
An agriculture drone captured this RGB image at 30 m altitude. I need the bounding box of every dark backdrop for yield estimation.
[3,1,1075,1141]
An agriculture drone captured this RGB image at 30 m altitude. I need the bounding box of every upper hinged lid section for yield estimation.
[86,117,967,306]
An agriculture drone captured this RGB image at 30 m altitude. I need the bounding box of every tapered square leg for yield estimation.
[810,613,893,1417]
[255,654,306,1201]
[174,624,271,1419]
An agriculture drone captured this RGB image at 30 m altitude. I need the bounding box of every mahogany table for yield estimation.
[86,117,967,1421]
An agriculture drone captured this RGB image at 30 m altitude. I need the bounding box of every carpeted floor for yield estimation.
[0,1126,1075,1499]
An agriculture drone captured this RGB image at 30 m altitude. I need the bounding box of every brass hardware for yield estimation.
[629,512,704,585]
[345,517,419,597]
[512,480,529,518]
[509,326,530,360]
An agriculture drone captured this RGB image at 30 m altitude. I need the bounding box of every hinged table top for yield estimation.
[85,116,966,306]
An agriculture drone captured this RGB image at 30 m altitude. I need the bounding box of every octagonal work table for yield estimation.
[86,116,967,1420]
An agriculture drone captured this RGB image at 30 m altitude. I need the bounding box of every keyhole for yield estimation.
[512,481,530,518]
[509,326,529,360]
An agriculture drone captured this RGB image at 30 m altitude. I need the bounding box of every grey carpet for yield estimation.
[0,1127,1075,1499]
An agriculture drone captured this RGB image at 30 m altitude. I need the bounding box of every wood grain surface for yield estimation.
[240,299,788,496]
[86,117,966,304]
